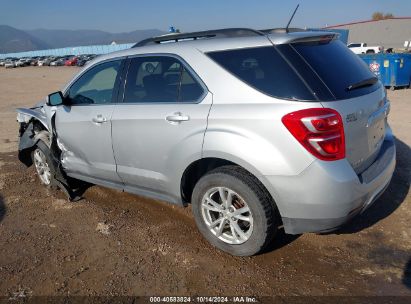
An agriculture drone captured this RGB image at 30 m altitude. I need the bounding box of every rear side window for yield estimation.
[207,47,316,101]
[292,40,381,99]
[123,56,204,103]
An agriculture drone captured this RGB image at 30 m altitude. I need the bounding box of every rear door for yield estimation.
[287,39,387,173]
[111,55,211,199]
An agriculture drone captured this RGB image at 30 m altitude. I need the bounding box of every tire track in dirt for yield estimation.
[0,151,410,296]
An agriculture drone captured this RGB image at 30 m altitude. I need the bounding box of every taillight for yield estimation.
[281,108,345,161]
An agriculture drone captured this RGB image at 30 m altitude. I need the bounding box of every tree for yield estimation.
[372,12,384,20]
[372,12,394,20]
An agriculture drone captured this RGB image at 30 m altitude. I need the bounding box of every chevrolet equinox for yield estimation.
[16,28,395,256]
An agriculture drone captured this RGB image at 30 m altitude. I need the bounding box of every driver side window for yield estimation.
[68,60,122,105]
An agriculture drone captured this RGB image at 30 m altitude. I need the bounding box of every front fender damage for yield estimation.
[17,116,84,202]
[18,123,51,166]
[17,107,49,131]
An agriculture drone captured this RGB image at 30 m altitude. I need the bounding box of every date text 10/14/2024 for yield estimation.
[149,296,258,303]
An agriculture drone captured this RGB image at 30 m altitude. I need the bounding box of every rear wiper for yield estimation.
[346,77,378,91]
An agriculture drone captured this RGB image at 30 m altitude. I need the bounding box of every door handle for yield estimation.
[166,112,190,123]
[92,114,108,124]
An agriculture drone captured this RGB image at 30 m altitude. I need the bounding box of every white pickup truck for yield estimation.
[347,43,382,54]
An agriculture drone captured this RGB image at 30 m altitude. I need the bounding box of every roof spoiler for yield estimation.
[260,28,307,34]
[287,33,338,44]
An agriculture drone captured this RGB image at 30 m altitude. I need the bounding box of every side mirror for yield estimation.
[47,91,65,106]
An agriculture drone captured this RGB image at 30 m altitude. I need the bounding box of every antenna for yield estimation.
[285,4,300,33]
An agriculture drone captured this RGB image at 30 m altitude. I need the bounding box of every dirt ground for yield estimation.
[0,67,410,298]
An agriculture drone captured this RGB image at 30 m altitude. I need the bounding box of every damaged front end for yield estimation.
[16,103,84,201]
[17,104,51,166]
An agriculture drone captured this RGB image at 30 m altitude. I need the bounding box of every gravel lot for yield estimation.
[0,67,410,298]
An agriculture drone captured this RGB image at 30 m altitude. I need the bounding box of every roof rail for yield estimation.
[132,28,264,47]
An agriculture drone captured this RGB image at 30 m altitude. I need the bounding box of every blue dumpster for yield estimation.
[359,53,411,90]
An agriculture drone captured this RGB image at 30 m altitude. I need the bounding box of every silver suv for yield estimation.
[17,28,395,256]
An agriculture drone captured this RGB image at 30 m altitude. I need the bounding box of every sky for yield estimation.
[1,0,411,33]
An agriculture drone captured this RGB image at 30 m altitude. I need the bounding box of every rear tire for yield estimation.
[192,166,279,256]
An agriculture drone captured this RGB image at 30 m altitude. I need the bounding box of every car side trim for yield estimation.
[67,172,182,205]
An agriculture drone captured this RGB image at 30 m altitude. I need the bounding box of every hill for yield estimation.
[26,28,164,48]
[0,26,164,53]
[0,25,49,53]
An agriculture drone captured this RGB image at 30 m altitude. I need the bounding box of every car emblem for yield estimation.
[346,113,357,122]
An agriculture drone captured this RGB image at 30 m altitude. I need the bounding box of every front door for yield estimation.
[56,59,124,184]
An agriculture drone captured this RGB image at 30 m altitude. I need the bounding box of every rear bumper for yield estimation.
[281,178,391,234]
[265,132,396,234]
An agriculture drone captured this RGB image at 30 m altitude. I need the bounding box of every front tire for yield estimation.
[32,141,57,187]
[192,166,279,256]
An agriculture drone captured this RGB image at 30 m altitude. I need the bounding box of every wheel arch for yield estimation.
[180,155,282,216]
[18,118,51,167]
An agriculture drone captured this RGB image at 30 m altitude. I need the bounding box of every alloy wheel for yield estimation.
[33,149,51,185]
[201,186,253,244]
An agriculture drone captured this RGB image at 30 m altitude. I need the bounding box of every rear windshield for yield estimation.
[290,40,381,99]
[207,40,381,101]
